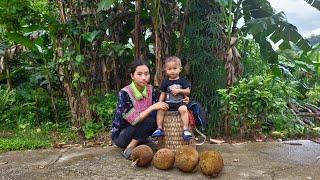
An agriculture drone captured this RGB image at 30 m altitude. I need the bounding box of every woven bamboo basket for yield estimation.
[159,111,193,152]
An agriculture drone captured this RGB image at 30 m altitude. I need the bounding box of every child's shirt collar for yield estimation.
[130,81,147,100]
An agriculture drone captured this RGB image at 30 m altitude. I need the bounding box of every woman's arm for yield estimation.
[120,89,168,125]
[139,101,168,121]
[112,91,132,126]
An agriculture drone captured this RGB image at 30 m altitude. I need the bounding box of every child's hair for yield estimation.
[165,56,181,66]
[129,59,150,75]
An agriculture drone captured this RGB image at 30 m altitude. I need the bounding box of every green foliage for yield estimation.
[97,0,115,12]
[237,38,269,77]
[183,0,226,136]
[0,85,70,129]
[277,44,320,96]
[83,122,103,140]
[241,0,312,56]
[218,74,300,136]
[305,84,320,105]
[90,92,117,127]
[0,0,319,143]
[0,129,51,152]
[0,124,78,152]
[0,88,15,114]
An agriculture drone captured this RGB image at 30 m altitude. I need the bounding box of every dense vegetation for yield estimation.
[0,0,319,151]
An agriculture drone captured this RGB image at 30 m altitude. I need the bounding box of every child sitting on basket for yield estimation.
[151,56,193,141]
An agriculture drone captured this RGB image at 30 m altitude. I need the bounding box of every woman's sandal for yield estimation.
[121,147,133,159]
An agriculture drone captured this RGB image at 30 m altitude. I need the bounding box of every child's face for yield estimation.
[165,61,182,80]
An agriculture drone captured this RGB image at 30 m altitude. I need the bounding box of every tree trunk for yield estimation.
[176,5,189,58]
[45,71,58,123]
[4,57,12,91]
[134,0,142,60]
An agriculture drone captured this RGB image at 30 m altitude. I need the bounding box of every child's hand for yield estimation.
[182,96,189,104]
[171,87,180,96]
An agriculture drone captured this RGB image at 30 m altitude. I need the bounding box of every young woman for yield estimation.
[111,60,189,159]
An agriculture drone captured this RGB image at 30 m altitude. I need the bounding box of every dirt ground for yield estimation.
[0,140,319,180]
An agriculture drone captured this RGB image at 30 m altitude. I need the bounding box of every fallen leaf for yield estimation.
[233,159,239,162]
[255,139,264,142]
[0,162,8,165]
[209,139,225,144]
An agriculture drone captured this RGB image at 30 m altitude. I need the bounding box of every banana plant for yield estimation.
[304,0,320,11]
[216,0,316,66]
[215,0,318,136]
[241,0,312,64]
[215,0,243,88]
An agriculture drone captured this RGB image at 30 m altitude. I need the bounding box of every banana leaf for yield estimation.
[304,0,320,11]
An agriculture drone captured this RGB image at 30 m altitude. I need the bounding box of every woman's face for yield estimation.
[131,65,150,90]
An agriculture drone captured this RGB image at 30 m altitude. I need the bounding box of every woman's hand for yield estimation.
[182,96,190,104]
[152,102,169,111]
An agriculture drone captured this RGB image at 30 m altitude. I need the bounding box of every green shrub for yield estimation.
[0,85,70,130]
[90,92,117,127]
[305,84,320,105]
[218,74,300,137]
[83,122,103,140]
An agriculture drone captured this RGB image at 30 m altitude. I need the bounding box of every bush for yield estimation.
[305,84,320,106]
[83,122,103,140]
[218,74,300,137]
[0,85,70,130]
[90,92,117,127]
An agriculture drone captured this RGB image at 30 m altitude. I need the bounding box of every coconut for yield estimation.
[175,145,199,172]
[153,148,175,170]
[131,145,153,167]
[199,151,224,177]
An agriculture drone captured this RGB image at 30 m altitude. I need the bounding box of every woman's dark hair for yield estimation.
[129,59,150,75]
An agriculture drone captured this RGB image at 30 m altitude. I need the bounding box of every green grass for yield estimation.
[0,125,77,153]
[0,135,51,152]
[0,131,51,152]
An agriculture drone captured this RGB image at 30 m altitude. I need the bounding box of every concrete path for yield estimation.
[0,140,319,180]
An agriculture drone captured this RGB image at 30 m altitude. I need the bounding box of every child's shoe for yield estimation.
[151,128,165,137]
[182,129,193,141]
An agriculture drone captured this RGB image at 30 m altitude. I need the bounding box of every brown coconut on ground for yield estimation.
[131,145,153,167]
[175,145,199,172]
[199,151,224,177]
[153,148,175,170]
